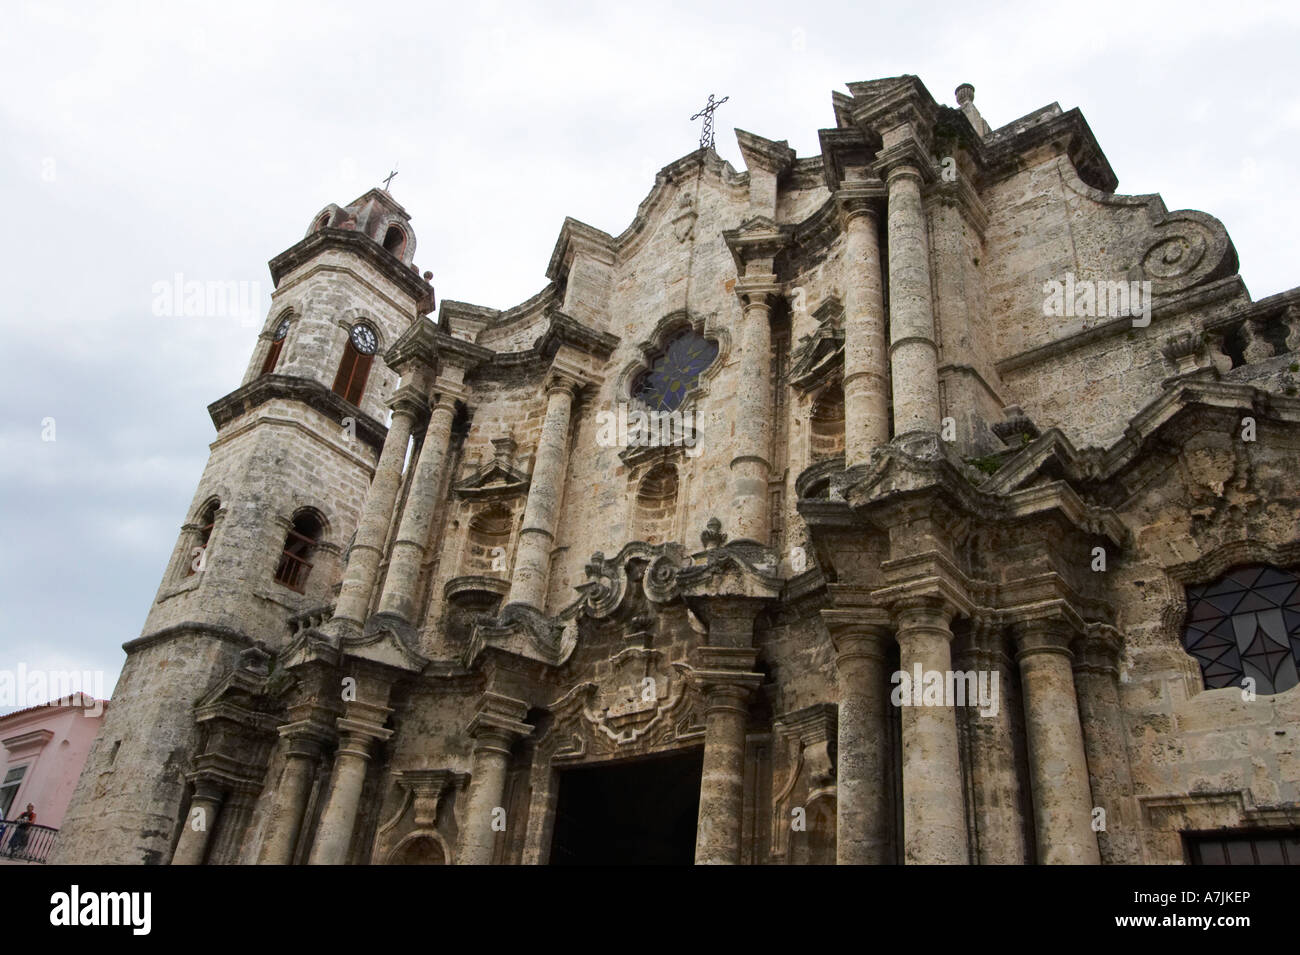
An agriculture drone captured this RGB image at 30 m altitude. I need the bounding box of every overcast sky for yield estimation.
[1,0,1296,709]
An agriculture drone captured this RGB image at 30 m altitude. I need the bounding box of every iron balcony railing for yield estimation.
[0,820,57,863]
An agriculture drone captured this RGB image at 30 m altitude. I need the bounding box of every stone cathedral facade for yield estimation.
[56,75,1300,866]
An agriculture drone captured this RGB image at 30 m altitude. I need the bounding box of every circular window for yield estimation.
[350,323,378,355]
[1183,565,1300,694]
[632,330,718,412]
[272,317,290,341]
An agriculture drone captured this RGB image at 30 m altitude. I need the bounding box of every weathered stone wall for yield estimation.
[56,77,1300,867]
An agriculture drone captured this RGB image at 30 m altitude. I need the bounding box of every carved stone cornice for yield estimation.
[208,374,387,453]
[269,227,435,310]
[545,217,618,283]
[735,129,796,175]
[466,601,575,669]
[576,541,692,620]
[343,612,430,674]
[537,309,620,363]
[847,75,938,143]
[723,216,791,276]
[676,528,784,605]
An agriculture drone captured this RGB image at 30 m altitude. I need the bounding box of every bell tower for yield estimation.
[54,190,436,864]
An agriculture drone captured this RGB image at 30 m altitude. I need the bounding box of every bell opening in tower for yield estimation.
[549,747,704,865]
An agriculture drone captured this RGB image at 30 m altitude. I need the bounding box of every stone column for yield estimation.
[824,613,894,864]
[333,388,427,629]
[894,597,967,864]
[838,195,890,465]
[507,371,582,609]
[881,159,941,437]
[307,688,394,865]
[693,646,762,865]
[458,694,532,865]
[1072,627,1142,863]
[729,279,779,545]
[171,778,224,865]
[376,385,461,622]
[257,727,325,865]
[1015,619,1101,865]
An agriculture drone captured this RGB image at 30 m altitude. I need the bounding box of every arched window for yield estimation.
[260,316,291,375]
[632,329,718,412]
[467,504,512,576]
[809,383,845,460]
[313,213,330,232]
[633,463,678,544]
[383,225,406,257]
[1182,565,1300,695]
[274,511,324,592]
[186,500,218,577]
[333,323,378,405]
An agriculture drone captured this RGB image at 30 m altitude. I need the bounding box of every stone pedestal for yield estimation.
[171,778,224,865]
[1015,620,1101,865]
[377,388,460,621]
[825,614,894,864]
[332,389,426,629]
[894,598,967,864]
[837,196,890,465]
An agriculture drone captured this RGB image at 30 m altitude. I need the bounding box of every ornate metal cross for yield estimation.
[690,94,729,151]
[382,167,398,191]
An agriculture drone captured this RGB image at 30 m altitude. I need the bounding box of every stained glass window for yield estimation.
[632,330,718,412]
[1182,565,1300,694]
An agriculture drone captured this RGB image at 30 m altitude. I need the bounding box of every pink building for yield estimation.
[0,693,106,860]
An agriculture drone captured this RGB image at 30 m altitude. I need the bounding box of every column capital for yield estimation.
[1013,616,1080,661]
[834,188,886,227]
[467,692,533,749]
[431,376,471,410]
[732,275,783,309]
[277,718,335,753]
[186,775,227,804]
[1071,624,1124,677]
[388,384,431,421]
[820,607,893,661]
[542,362,596,398]
[336,716,394,750]
[891,594,957,630]
[872,138,938,185]
[691,645,762,700]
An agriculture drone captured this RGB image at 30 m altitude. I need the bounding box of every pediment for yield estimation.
[454,460,530,500]
[788,302,845,392]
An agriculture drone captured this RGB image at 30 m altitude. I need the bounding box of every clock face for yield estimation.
[633,330,718,412]
[350,323,378,355]
[272,318,290,341]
